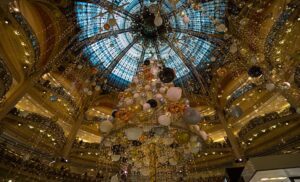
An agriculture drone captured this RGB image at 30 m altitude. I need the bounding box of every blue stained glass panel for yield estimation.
[75,0,227,88]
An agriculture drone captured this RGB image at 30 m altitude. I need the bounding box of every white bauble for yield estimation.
[133,93,140,98]
[111,175,119,182]
[166,87,182,101]
[183,15,190,24]
[154,15,163,27]
[100,121,113,133]
[266,83,275,91]
[158,114,171,126]
[159,87,167,94]
[155,93,163,100]
[77,65,83,69]
[229,43,238,53]
[143,103,151,111]
[87,90,92,95]
[191,124,200,131]
[95,86,101,91]
[169,158,177,166]
[199,130,208,141]
[216,24,227,32]
[125,127,143,140]
[111,155,120,161]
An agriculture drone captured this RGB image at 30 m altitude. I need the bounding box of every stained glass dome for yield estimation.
[75,0,227,89]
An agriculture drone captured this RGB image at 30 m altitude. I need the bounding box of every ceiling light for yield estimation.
[261,177,287,181]
[13,7,19,12]
[14,30,20,35]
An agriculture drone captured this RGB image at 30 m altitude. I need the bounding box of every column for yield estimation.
[60,94,96,159]
[0,78,33,121]
[61,110,85,159]
[216,107,244,160]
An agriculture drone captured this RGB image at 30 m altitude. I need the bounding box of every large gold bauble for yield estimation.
[115,109,131,122]
[132,104,142,112]
[108,18,117,26]
[116,131,124,138]
[176,132,190,144]
[167,103,185,113]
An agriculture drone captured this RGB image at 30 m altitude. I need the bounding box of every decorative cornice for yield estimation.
[11,11,40,74]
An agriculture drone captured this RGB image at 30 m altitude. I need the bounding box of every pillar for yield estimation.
[216,107,244,160]
[61,111,85,159]
[60,94,96,159]
[0,78,33,121]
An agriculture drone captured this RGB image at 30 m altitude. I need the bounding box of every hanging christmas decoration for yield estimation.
[183,107,202,125]
[158,67,176,83]
[248,66,263,77]
[183,15,190,24]
[100,120,113,133]
[104,23,111,30]
[154,14,163,27]
[265,83,275,91]
[125,127,143,140]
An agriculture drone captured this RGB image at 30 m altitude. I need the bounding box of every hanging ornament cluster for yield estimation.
[100,58,203,131]
[97,59,208,176]
[103,126,204,176]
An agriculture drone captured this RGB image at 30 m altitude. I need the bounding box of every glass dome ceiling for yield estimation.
[75,0,227,89]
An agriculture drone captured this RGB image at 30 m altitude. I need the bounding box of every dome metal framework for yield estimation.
[75,0,227,89]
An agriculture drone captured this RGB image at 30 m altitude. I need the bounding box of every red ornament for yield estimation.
[104,23,110,30]
[91,67,98,74]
